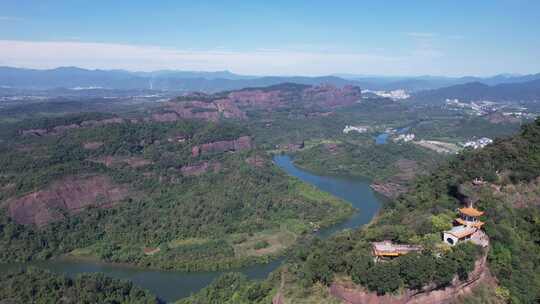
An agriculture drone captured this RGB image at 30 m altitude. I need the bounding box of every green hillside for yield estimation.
[0,116,353,271]
[181,118,540,303]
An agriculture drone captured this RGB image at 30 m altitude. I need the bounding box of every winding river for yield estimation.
[0,155,382,302]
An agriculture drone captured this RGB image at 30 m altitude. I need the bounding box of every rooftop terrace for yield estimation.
[372,241,422,257]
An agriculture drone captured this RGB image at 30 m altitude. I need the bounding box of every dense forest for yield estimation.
[293,137,442,181]
[0,267,160,304]
[0,115,353,271]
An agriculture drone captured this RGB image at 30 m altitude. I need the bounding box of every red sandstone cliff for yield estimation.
[180,161,222,176]
[329,252,491,304]
[6,175,130,226]
[191,136,252,157]
[20,117,125,137]
[302,85,362,108]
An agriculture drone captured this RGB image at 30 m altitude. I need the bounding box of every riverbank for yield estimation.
[0,155,382,302]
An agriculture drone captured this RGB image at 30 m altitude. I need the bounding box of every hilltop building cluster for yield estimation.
[372,181,489,261]
[463,137,493,149]
[445,99,499,116]
[363,89,410,101]
[443,205,489,247]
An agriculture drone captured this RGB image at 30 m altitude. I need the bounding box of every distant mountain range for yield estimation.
[0,66,356,92]
[1,67,540,102]
[335,73,540,91]
[412,79,540,103]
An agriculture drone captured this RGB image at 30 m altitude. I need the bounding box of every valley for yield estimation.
[0,81,538,303]
[2,2,540,303]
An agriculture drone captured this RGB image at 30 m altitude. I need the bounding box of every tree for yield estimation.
[365,262,401,294]
[398,253,435,290]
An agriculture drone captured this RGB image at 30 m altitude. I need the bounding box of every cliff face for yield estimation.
[191,136,252,157]
[92,156,153,168]
[329,252,492,304]
[7,175,130,226]
[245,155,265,167]
[228,90,285,108]
[180,161,222,176]
[153,84,362,123]
[302,85,362,108]
[20,118,124,137]
[158,99,246,122]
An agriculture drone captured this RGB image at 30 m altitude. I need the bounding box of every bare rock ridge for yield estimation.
[7,175,130,226]
[191,136,252,157]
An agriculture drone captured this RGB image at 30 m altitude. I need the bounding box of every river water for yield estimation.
[0,155,382,302]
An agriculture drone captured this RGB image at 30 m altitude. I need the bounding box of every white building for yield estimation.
[394,133,415,142]
[343,125,368,134]
[443,207,489,247]
[463,137,493,149]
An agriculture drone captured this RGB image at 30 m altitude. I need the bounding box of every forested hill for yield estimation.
[0,268,160,303]
[181,119,540,303]
[413,79,540,103]
[428,117,540,302]
[0,115,353,272]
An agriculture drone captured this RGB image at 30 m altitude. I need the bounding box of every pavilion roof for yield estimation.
[456,218,485,228]
[446,225,477,239]
[459,207,484,217]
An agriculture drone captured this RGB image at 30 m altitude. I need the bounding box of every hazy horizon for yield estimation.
[1,65,538,79]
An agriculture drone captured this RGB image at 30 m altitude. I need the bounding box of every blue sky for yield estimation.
[1,0,539,76]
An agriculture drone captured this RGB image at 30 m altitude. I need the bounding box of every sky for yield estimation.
[0,0,539,76]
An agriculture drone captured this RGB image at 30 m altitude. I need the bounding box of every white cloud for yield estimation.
[0,39,460,76]
[0,40,418,75]
[406,32,439,38]
[0,16,23,21]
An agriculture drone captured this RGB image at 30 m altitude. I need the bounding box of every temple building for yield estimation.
[455,207,485,228]
[443,206,488,247]
[371,240,422,261]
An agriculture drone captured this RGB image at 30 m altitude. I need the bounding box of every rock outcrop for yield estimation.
[159,99,246,122]
[245,155,265,167]
[180,161,222,176]
[371,160,419,199]
[83,142,104,150]
[151,112,180,122]
[20,117,124,137]
[92,156,153,168]
[370,182,408,199]
[191,136,252,157]
[6,175,130,226]
[302,85,362,108]
[228,90,285,108]
[154,84,360,123]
